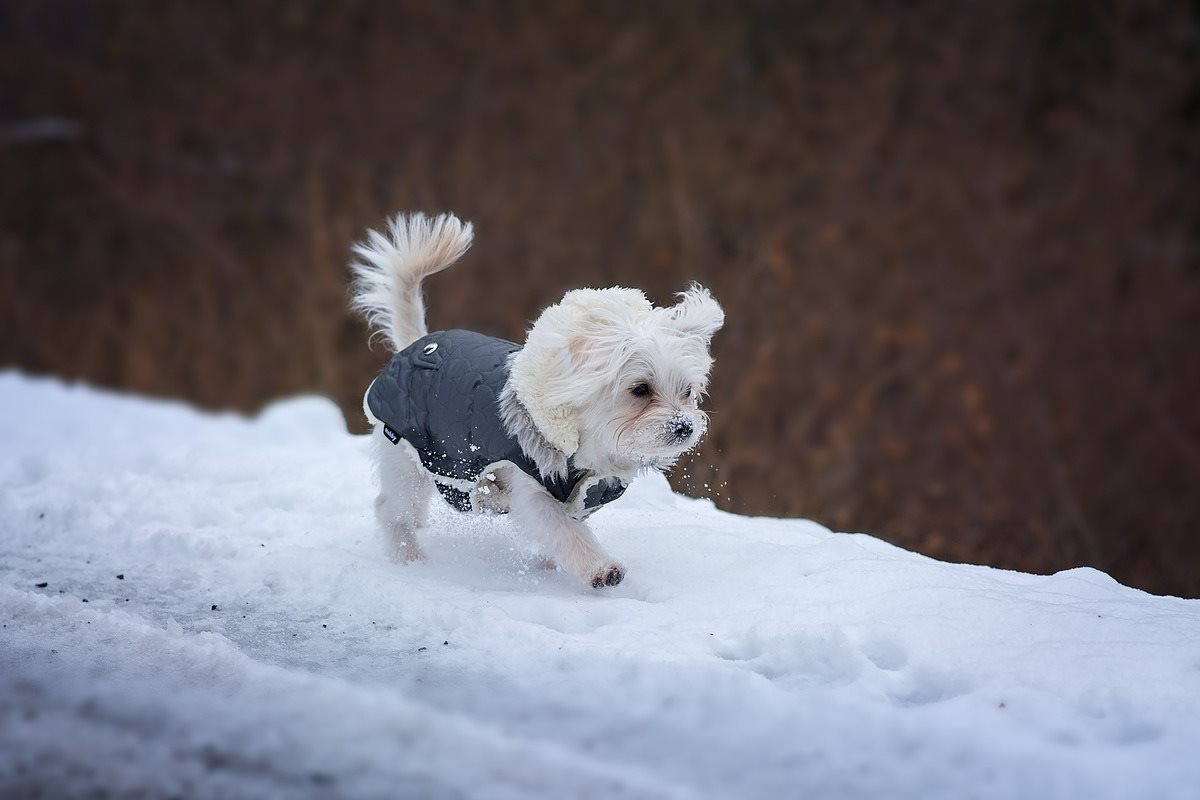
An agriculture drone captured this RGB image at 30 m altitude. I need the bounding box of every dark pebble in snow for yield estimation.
[116,574,124,580]
[443,641,448,646]
[35,582,47,588]
[81,599,88,603]
[211,604,219,611]
[418,647,427,652]
[321,624,327,628]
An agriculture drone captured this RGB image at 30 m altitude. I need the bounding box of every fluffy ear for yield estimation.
[659,283,724,342]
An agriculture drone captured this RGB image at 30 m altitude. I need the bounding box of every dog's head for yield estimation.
[503,284,723,476]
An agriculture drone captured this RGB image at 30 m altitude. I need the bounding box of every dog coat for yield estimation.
[365,329,628,518]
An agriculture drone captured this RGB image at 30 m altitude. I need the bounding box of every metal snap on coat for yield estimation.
[366,329,627,518]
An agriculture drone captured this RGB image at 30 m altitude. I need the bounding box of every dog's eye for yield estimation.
[630,383,651,398]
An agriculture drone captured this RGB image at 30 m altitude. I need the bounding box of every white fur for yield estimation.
[505,283,724,479]
[504,465,626,587]
[371,433,433,562]
[506,288,651,462]
[349,212,474,352]
[350,212,723,588]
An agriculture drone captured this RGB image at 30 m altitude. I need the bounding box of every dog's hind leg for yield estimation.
[372,431,433,563]
[505,469,625,588]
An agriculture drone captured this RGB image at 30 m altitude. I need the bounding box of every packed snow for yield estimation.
[2,372,1198,799]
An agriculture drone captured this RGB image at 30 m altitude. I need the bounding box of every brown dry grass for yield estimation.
[3,1,1198,595]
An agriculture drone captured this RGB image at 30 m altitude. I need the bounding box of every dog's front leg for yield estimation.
[507,472,624,588]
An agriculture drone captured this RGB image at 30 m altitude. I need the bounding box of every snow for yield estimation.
[2,372,1198,799]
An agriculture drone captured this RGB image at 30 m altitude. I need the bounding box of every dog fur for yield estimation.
[351,212,723,588]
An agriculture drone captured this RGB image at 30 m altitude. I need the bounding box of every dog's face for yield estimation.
[513,285,723,472]
[572,319,717,468]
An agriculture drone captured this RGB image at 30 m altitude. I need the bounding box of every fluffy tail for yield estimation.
[349,212,474,352]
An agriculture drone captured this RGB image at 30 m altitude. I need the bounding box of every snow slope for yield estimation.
[2,372,1198,799]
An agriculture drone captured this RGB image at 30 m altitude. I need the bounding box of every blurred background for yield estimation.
[3,1,1198,596]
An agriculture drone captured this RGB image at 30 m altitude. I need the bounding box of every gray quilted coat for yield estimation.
[366,329,627,517]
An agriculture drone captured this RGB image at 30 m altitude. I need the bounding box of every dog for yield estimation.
[351,212,723,588]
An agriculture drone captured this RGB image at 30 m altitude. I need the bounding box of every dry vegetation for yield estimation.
[3,1,1198,595]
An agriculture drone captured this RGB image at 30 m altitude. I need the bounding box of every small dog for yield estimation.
[351,212,723,588]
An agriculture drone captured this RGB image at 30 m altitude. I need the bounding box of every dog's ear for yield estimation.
[659,283,724,343]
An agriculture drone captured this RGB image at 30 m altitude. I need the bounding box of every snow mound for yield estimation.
[2,372,1198,799]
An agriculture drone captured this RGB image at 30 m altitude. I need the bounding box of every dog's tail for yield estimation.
[349,212,474,352]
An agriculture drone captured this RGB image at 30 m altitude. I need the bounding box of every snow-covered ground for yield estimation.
[1,372,1198,799]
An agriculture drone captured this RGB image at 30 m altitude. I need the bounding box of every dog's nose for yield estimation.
[673,420,694,441]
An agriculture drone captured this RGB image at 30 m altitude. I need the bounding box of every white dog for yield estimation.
[351,212,723,588]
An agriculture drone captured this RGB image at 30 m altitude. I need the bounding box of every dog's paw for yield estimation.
[591,563,625,589]
[388,540,426,564]
[531,554,558,571]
